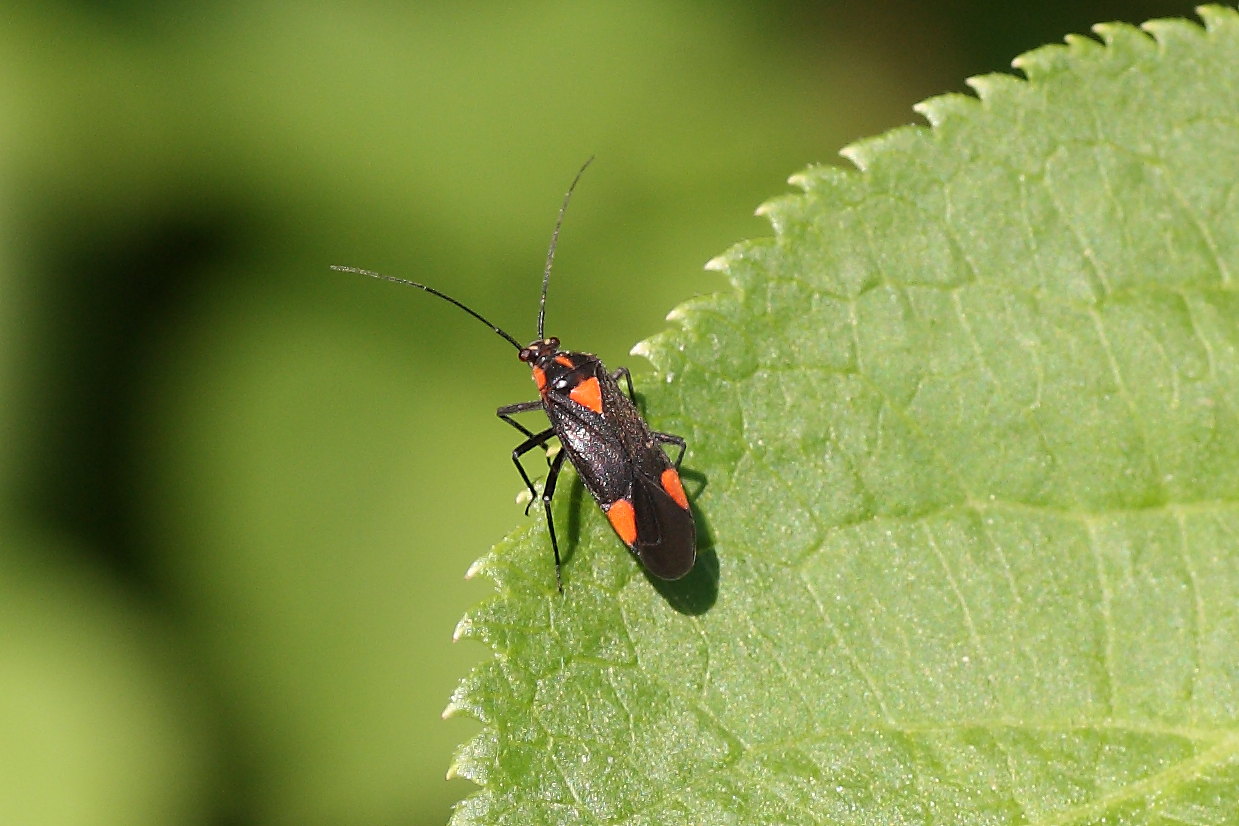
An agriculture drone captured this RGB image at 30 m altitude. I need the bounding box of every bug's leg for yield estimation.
[498,400,557,511]
[610,366,636,403]
[539,448,570,593]
[504,425,557,515]
[652,431,687,468]
[497,399,545,441]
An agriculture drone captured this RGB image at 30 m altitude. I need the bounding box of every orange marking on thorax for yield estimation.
[569,376,603,414]
[660,468,689,510]
[554,354,575,368]
[606,499,637,546]
[531,365,547,392]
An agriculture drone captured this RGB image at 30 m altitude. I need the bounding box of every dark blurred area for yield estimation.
[0,1,1200,824]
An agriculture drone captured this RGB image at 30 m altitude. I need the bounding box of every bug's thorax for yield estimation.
[520,337,604,413]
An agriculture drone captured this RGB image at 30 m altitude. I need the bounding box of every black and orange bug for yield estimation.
[332,160,695,591]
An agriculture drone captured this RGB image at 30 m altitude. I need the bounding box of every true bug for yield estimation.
[332,160,695,591]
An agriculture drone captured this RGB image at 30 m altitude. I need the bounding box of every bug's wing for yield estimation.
[545,375,696,580]
[630,471,696,579]
[545,397,632,503]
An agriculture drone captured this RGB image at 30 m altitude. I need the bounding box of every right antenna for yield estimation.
[537,156,595,340]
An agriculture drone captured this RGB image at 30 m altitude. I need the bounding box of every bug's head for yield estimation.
[519,337,561,365]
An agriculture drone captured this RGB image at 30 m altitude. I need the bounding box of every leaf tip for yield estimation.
[786,171,811,189]
[839,125,926,173]
[1091,20,1144,47]
[962,72,1024,105]
[629,339,654,360]
[664,304,688,323]
[1140,7,1217,46]
[1010,38,1073,78]
[446,667,491,723]
[703,254,729,272]
[463,553,494,584]
[1010,41,1069,78]
[449,731,496,786]
[452,613,474,642]
[913,92,977,128]
[1063,31,1108,53]
[837,141,868,172]
[1195,3,1239,31]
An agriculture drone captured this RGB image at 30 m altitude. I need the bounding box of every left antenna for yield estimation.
[330,266,523,351]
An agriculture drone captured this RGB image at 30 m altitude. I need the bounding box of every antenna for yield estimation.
[537,156,594,339]
[329,266,523,351]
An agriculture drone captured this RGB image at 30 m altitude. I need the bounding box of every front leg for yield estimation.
[503,423,557,516]
[498,400,558,513]
[497,399,547,442]
[497,403,570,593]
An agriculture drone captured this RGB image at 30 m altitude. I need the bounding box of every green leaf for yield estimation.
[447,7,1239,823]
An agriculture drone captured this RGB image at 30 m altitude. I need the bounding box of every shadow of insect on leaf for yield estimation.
[563,465,585,568]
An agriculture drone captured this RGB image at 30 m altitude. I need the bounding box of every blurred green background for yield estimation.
[0,2,1200,824]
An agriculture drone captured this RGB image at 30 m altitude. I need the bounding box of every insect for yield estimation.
[332,160,696,591]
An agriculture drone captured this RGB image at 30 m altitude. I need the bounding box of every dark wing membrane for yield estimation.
[543,393,633,505]
[629,472,696,579]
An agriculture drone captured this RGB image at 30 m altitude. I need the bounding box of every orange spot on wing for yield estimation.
[606,499,638,546]
[531,365,546,392]
[569,377,603,413]
[660,468,689,510]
